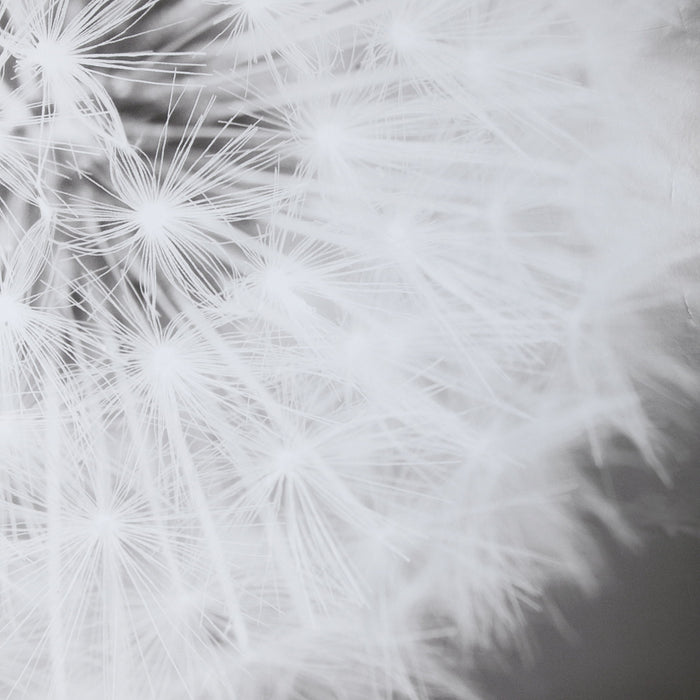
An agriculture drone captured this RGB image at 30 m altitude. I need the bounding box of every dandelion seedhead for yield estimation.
[0,0,698,698]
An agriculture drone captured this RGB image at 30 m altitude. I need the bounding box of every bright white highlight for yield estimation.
[386,20,420,54]
[0,293,28,331]
[90,510,122,539]
[134,199,177,243]
[28,37,77,78]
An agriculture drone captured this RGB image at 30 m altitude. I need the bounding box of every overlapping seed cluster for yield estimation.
[0,1,697,698]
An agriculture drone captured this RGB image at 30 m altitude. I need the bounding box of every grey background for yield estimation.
[475,437,700,700]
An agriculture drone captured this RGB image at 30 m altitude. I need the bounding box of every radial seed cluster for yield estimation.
[0,1,697,698]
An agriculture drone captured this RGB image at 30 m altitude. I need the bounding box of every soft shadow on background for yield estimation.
[472,302,700,699]
[476,532,700,699]
[474,431,700,699]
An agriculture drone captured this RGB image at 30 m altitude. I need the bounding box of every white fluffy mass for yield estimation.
[0,0,698,698]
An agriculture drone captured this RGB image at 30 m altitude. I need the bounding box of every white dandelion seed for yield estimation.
[0,0,697,699]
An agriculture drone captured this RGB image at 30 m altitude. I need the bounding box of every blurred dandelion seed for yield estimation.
[0,1,697,699]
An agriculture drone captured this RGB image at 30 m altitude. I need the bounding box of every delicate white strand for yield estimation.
[0,0,697,698]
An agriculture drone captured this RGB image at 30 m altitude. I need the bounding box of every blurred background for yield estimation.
[474,426,700,699]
